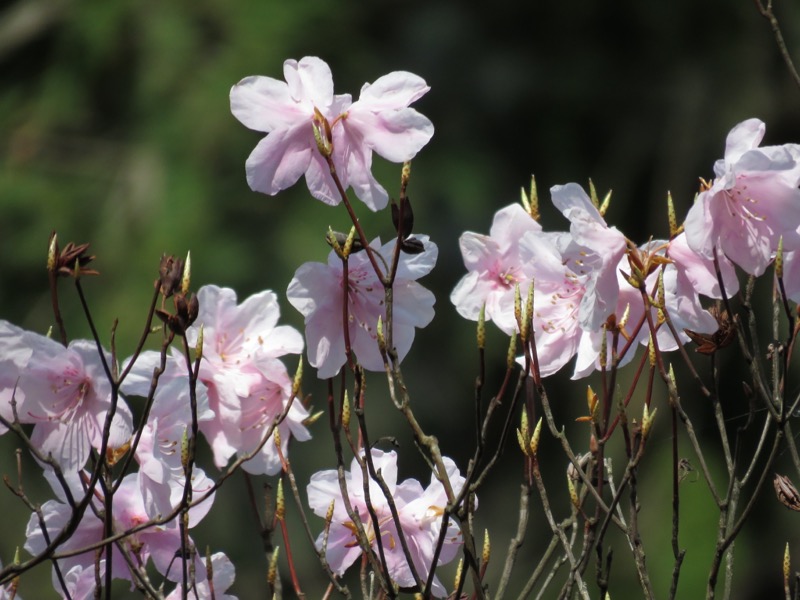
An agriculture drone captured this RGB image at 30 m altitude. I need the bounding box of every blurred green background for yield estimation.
[2,0,800,597]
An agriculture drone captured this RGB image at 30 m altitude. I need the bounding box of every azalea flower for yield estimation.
[186,285,310,475]
[25,473,207,594]
[0,320,33,435]
[0,328,133,471]
[287,236,437,379]
[571,241,718,378]
[165,553,237,600]
[230,56,433,210]
[482,184,625,377]
[550,183,627,331]
[666,232,739,299]
[450,203,543,334]
[781,249,800,302]
[307,449,465,597]
[684,118,800,276]
[121,350,216,523]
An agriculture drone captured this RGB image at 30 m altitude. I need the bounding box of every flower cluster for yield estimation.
[452,119,800,378]
[0,283,308,598]
[307,449,466,597]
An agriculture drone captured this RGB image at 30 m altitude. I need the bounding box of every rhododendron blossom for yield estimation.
[0,326,133,471]
[165,553,237,600]
[684,118,800,276]
[0,320,33,435]
[121,350,216,522]
[25,473,207,594]
[550,183,627,331]
[186,285,310,475]
[571,241,718,379]
[666,232,739,299]
[287,236,437,379]
[307,449,465,597]
[450,203,544,334]
[230,56,433,210]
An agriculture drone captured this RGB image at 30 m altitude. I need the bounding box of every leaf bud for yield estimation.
[506,332,517,370]
[784,542,791,584]
[312,107,332,157]
[292,358,303,397]
[453,558,464,591]
[567,473,580,509]
[195,325,204,361]
[342,391,351,429]
[530,417,543,456]
[642,403,657,441]
[377,315,386,354]
[180,250,192,296]
[482,529,491,564]
[47,232,58,274]
[268,547,280,586]
[521,175,540,222]
[477,305,486,350]
[276,478,285,521]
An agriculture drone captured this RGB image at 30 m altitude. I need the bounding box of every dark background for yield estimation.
[1,0,799,597]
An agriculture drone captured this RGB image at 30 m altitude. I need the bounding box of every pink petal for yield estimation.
[230,75,302,132]
[245,123,313,195]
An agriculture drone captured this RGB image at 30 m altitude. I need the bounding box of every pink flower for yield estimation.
[165,553,237,600]
[307,449,465,597]
[450,203,543,334]
[501,184,625,377]
[3,330,133,471]
[572,240,718,379]
[230,56,433,210]
[781,249,800,302]
[0,320,33,435]
[25,473,207,593]
[666,232,739,299]
[684,118,800,276]
[550,183,627,331]
[187,285,310,475]
[287,236,437,379]
[121,350,216,523]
